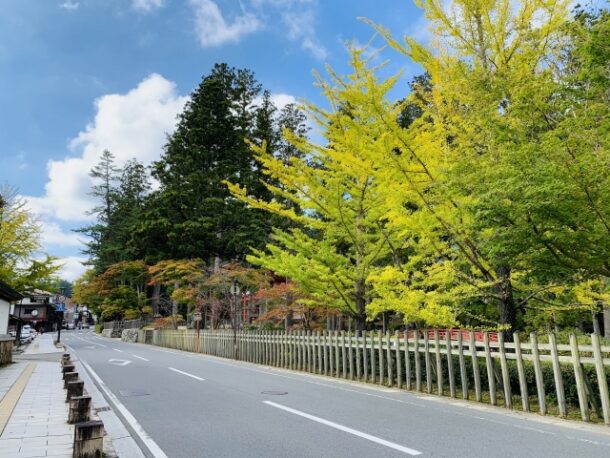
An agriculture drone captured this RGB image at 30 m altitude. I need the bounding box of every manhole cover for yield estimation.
[261,391,288,395]
[119,389,150,397]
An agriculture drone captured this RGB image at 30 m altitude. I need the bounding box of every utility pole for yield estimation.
[230,282,241,359]
[56,288,66,344]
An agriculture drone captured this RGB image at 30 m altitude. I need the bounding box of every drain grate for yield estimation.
[261,391,288,395]
[119,389,150,397]
[95,406,111,412]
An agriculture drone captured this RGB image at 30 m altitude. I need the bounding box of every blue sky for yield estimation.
[0,0,425,281]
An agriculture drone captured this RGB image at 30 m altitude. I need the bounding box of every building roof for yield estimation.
[0,280,22,302]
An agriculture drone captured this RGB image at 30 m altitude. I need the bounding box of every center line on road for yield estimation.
[132,355,150,361]
[264,401,422,456]
[168,367,205,381]
[113,349,124,353]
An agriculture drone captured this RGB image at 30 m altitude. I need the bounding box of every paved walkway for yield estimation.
[0,361,27,401]
[23,334,63,356]
[0,335,73,457]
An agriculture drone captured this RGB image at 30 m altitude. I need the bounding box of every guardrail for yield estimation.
[139,329,610,425]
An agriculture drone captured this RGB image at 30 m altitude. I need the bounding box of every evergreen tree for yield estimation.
[112,159,151,261]
[140,64,282,262]
[77,150,121,272]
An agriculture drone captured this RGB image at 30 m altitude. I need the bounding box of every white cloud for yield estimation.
[132,0,165,12]
[258,93,297,111]
[257,0,326,60]
[25,73,188,222]
[406,13,433,45]
[59,1,79,10]
[54,256,88,282]
[40,222,83,248]
[190,0,261,47]
[187,0,326,59]
[302,37,327,61]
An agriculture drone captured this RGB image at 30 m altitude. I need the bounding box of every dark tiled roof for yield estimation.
[0,280,22,302]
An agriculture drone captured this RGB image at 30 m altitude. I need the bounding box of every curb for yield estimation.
[67,347,147,458]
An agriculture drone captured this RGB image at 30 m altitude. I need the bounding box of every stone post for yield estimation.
[66,380,84,402]
[74,420,104,458]
[64,372,78,389]
[62,364,75,378]
[68,396,91,424]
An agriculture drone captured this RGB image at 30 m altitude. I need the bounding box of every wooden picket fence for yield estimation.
[139,328,610,425]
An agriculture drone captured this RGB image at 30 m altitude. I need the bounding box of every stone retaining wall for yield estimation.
[121,329,138,343]
[0,336,13,364]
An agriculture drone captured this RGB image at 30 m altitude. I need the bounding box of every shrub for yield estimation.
[123,309,141,320]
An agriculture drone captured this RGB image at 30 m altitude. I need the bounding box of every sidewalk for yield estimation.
[0,335,73,458]
[22,334,64,356]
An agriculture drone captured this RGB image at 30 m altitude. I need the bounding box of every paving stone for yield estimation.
[0,360,74,457]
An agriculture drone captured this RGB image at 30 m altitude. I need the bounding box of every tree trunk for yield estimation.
[603,306,610,339]
[171,282,179,329]
[151,283,161,316]
[495,266,516,338]
[592,309,601,336]
[354,279,367,331]
[284,311,293,331]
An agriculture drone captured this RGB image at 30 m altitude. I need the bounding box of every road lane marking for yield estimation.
[108,359,132,366]
[80,361,168,458]
[113,348,124,353]
[71,334,107,347]
[119,343,610,448]
[168,367,205,381]
[132,355,150,361]
[263,401,422,455]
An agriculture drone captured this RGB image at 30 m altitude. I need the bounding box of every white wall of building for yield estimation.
[0,298,10,335]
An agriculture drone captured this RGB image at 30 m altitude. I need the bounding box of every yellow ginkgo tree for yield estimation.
[227,50,458,329]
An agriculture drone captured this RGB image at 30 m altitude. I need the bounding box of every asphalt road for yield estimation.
[62,330,610,458]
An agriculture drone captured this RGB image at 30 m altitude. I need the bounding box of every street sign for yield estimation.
[55,303,66,312]
[193,312,202,321]
[55,294,66,304]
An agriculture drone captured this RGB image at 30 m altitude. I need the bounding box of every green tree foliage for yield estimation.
[79,153,151,272]
[139,64,306,263]
[73,261,150,320]
[368,0,610,330]
[228,54,426,330]
[77,150,121,272]
[0,185,59,291]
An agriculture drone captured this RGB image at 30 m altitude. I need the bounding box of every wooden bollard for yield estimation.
[62,353,71,365]
[62,364,75,379]
[66,380,84,402]
[64,372,78,389]
[69,396,91,424]
[74,420,104,458]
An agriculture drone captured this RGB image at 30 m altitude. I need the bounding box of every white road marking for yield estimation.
[264,401,422,455]
[108,359,132,366]
[85,341,610,449]
[132,355,150,361]
[168,367,205,381]
[81,361,169,458]
[72,335,106,347]
[113,348,124,353]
